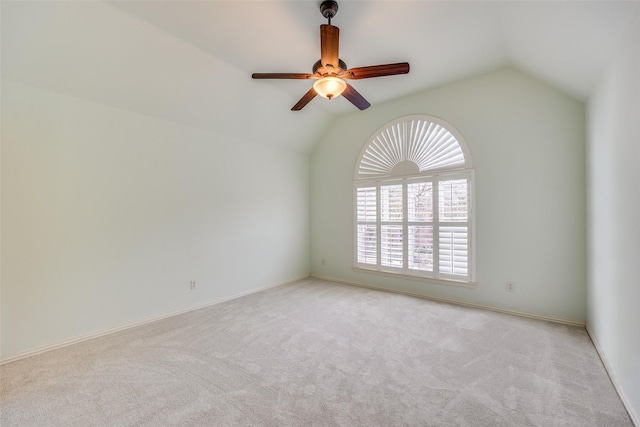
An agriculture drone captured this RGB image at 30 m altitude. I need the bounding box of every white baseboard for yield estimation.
[0,275,308,366]
[311,274,586,327]
[586,324,639,427]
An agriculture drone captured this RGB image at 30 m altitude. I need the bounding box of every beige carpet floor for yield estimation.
[0,278,633,426]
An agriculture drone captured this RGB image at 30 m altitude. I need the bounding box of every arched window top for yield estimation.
[355,115,473,180]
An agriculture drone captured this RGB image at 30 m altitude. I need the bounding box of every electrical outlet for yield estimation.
[506,281,515,292]
[190,280,197,290]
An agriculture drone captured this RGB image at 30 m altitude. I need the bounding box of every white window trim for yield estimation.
[352,266,477,288]
[353,115,476,287]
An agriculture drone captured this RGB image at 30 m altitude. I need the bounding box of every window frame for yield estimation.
[353,115,476,287]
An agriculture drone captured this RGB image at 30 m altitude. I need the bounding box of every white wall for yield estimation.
[311,67,586,322]
[1,80,310,359]
[587,10,640,423]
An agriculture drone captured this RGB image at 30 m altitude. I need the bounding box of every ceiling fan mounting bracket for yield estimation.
[320,0,339,23]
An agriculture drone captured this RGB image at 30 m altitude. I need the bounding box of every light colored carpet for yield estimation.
[0,278,632,426]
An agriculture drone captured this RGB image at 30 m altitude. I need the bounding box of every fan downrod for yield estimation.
[320,0,338,24]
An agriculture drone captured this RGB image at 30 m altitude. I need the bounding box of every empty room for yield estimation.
[1,1,639,425]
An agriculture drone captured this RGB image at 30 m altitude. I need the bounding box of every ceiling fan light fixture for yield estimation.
[313,76,346,99]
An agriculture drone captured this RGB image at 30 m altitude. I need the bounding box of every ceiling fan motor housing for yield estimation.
[313,59,347,75]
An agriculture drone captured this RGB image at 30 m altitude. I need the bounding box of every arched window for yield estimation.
[354,115,475,285]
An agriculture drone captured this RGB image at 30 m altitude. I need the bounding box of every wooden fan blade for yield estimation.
[342,84,370,110]
[252,73,315,80]
[343,62,410,80]
[292,87,318,111]
[320,24,339,68]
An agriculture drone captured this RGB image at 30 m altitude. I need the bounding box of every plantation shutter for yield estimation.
[438,178,470,278]
[380,184,403,268]
[356,187,377,265]
[354,115,475,284]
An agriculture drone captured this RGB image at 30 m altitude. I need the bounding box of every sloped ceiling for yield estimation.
[2,1,639,153]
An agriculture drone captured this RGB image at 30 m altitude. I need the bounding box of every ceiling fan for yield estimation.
[252,0,410,111]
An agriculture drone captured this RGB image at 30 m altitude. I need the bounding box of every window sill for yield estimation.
[352,267,477,289]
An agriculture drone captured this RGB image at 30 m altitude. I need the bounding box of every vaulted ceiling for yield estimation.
[2,1,639,153]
